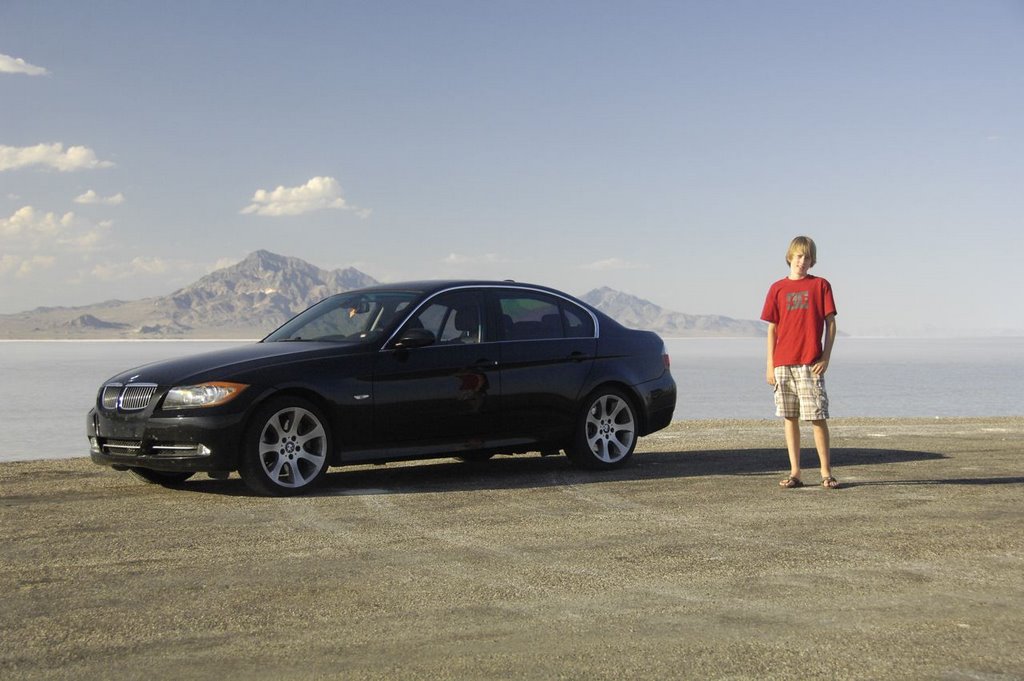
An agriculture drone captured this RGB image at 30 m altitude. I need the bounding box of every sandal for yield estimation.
[822,476,840,489]
[779,476,804,488]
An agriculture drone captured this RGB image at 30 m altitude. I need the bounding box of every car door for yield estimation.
[492,289,597,443]
[372,289,499,449]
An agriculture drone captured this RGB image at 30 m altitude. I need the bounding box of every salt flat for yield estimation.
[2,417,1022,680]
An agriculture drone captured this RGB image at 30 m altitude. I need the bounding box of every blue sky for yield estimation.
[2,1,1022,336]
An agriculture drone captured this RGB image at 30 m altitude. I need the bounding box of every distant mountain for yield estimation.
[581,287,766,337]
[0,251,378,339]
[164,250,376,331]
[0,252,764,338]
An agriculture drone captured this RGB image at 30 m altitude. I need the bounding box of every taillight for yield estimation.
[662,348,671,369]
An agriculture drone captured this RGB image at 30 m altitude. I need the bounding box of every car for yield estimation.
[87,280,677,495]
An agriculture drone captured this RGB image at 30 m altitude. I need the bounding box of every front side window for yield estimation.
[403,291,484,344]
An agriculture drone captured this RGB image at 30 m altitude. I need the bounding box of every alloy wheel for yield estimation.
[257,406,328,489]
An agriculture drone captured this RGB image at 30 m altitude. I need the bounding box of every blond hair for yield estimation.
[786,236,817,267]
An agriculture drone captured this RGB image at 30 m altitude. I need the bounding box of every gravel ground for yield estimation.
[2,417,1023,680]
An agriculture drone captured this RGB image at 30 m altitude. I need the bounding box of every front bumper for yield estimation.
[87,407,246,473]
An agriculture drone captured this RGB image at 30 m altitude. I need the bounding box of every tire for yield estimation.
[565,388,638,469]
[238,397,331,496]
[128,468,195,486]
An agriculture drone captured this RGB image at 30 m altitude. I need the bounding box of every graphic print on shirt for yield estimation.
[786,291,809,311]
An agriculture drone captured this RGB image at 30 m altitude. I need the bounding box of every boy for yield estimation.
[761,236,839,489]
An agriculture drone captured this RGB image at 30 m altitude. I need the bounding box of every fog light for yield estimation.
[150,443,214,457]
[89,437,100,454]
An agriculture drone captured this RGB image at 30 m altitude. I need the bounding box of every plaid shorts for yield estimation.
[773,365,829,420]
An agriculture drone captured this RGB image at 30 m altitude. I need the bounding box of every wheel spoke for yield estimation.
[267,454,287,481]
[288,461,309,485]
[278,410,297,437]
[296,429,325,452]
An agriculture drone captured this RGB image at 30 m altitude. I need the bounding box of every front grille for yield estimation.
[101,383,158,411]
[120,384,157,410]
[101,384,122,410]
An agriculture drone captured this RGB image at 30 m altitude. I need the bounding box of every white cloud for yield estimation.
[1,205,109,253]
[58,220,111,251]
[209,257,240,272]
[443,252,508,265]
[74,190,125,206]
[0,205,71,238]
[0,254,56,277]
[0,143,114,172]
[89,255,232,286]
[129,256,170,275]
[0,53,49,76]
[89,262,122,281]
[579,257,646,271]
[241,176,363,217]
[91,256,172,281]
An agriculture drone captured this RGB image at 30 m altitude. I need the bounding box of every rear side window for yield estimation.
[498,291,595,340]
[562,303,595,338]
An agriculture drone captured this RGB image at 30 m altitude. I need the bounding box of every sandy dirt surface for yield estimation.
[2,417,1023,680]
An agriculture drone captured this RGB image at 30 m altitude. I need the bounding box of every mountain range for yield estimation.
[0,250,765,339]
[580,287,766,337]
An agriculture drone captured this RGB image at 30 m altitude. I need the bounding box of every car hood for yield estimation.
[102,341,371,387]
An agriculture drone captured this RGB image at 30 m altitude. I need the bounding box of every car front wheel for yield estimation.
[238,397,331,496]
[565,388,638,469]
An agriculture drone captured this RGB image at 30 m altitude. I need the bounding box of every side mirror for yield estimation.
[392,328,436,349]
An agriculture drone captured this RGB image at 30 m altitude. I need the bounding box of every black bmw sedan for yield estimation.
[88,281,676,495]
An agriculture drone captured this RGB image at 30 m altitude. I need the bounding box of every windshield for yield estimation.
[264,291,421,343]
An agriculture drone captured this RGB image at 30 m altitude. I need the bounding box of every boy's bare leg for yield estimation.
[784,417,802,478]
[812,419,833,479]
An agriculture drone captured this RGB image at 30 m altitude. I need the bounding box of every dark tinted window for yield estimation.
[498,291,595,340]
[404,290,484,344]
[562,302,595,338]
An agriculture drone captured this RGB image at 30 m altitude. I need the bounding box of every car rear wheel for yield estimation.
[565,388,638,469]
[128,468,194,486]
[239,397,331,496]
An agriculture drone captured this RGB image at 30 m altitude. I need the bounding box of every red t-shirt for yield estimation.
[761,275,837,366]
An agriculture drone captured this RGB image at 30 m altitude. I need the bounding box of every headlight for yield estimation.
[162,382,248,410]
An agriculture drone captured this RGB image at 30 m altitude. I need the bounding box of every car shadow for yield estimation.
[174,446,972,497]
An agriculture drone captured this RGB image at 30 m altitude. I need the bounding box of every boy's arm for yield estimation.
[812,313,837,376]
[765,322,777,385]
